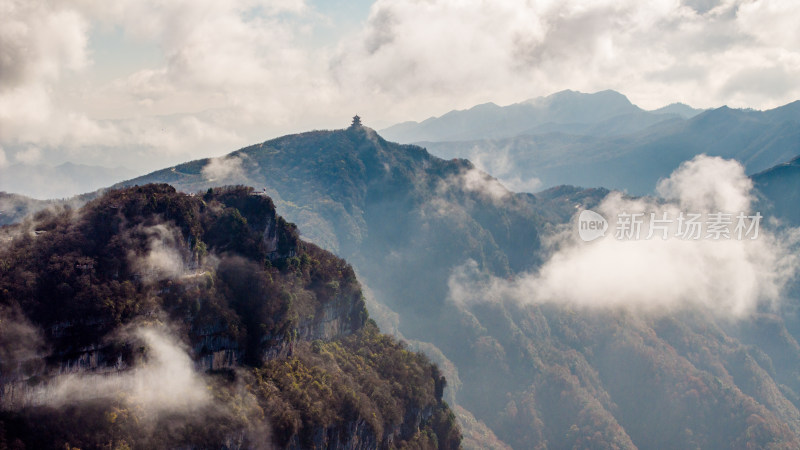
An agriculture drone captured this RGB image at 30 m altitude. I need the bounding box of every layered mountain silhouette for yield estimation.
[387,91,800,195]
[381,90,701,143]
[109,123,800,449]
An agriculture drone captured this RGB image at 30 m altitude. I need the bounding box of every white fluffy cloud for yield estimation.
[0,1,89,90]
[0,0,91,149]
[334,0,800,118]
[0,0,325,174]
[202,155,248,183]
[452,167,512,204]
[655,154,754,212]
[448,155,799,317]
[460,143,543,194]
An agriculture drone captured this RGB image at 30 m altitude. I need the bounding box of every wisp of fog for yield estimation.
[27,325,210,413]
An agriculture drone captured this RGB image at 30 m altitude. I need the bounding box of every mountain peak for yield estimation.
[525,89,632,105]
[380,89,644,143]
[650,102,704,118]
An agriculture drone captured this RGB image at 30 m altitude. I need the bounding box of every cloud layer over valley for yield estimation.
[448,155,800,317]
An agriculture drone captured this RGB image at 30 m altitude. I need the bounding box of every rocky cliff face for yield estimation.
[0,184,459,449]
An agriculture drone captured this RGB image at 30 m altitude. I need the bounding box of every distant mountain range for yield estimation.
[383,90,800,195]
[0,162,138,199]
[112,124,800,449]
[380,89,704,143]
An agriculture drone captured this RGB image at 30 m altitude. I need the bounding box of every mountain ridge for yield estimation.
[111,124,800,449]
[379,89,696,143]
[418,99,800,195]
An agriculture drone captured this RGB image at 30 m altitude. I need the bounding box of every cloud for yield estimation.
[0,0,323,177]
[0,147,7,168]
[0,305,47,376]
[87,0,314,105]
[4,0,800,188]
[462,143,542,194]
[28,325,210,413]
[0,0,89,90]
[78,0,328,148]
[655,154,753,212]
[453,168,512,204]
[129,224,188,283]
[0,312,272,445]
[333,0,800,118]
[13,147,42,165]
[425,166,514,220]
[720,65,799,99]
[0,0,92,150]
[448,155,799,317]
[202,155,247,183]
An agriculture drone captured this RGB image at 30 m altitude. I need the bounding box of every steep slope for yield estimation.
[753,154,800,227]
[0,184,460,449]
[115,125,800,449]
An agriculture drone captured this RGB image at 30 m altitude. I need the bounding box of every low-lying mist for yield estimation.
[1,321,270,448]
[449,155,800,317]
[26,325,210,414]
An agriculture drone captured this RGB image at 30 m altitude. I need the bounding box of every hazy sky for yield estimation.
[2,0,800,173]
